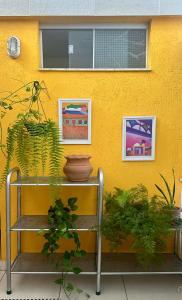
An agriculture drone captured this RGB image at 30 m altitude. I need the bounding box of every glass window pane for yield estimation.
[69,30,93,68]
[128,29,146,68]
[42,29,93,68]
[95,29,146,69]
[42,30,69,68]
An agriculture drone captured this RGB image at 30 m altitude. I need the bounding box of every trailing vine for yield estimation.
[42,197,89,299]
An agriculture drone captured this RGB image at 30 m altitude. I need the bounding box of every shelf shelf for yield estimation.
[101,253,182,275]
[11,253,97,274]
[10,176,100,186]
[11,215,97,231]
[11,253,182,275]
[6,167,104,294]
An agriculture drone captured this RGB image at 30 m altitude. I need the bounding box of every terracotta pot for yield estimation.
[63,155,93,182]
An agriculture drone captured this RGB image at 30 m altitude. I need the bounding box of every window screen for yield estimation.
[95,29,146,68]
[41,28,147,69]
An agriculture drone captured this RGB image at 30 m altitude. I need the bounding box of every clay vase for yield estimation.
[63,155,93,182]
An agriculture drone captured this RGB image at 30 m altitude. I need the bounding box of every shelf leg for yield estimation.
[179,230,182,260]
[96,185,102,295]
[96,170,104,296]
[174,229,178,255]
[17,180,21,255]
[6,172,12,294]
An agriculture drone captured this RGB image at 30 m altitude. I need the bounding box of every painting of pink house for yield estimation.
[59,99,91,144]
[122,116,156,161]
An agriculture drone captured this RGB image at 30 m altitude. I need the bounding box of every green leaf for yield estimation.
[159,173,174,205]
[63,251,71,260]
[172,168,176,200]
[63,232,73,239]
[71,214,78,222]
[155,184,169,205]
[74,250,87,257]
[68,197,78,210]
[72,232,80,247]
[73,267,82,274]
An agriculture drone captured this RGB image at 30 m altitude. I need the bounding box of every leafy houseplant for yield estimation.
[1,80,63,184]
[102,184,173,266]
[155,169,176,208]
[0,80,48,157]
[42,197,89,299]
[155,169,181,220]
[4,110,62,178]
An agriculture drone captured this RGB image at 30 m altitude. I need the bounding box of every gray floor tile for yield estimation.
[0,274,60,299]
[124,275,182,300]
[60,275,126,300]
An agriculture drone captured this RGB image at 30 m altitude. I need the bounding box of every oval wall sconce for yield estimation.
[7,36,21,58]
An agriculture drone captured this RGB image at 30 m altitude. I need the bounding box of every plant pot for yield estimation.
[164,206,182,220]
[24,122,47,136]
[63,155,93,182]
[171,207,182,219]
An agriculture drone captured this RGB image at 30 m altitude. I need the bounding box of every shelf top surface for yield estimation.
[11,253,182,275]
[12,253,96,274]
[10,176,100,186]
[11,215,97,231]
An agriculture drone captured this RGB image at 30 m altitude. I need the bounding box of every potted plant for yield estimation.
[1,80,63,184]
[4,109,62,178]
[155,169,181,219]
[102,184,173,266]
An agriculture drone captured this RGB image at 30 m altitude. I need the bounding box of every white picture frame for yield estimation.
[122,116,156,161]
[58,99,91,144]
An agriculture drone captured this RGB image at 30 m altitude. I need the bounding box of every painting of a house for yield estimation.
[59,99,91,144]
[123,116,156,161]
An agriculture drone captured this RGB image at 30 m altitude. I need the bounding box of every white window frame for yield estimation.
[40,23,149,71]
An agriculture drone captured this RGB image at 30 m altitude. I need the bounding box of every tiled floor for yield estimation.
[0,273,182,299]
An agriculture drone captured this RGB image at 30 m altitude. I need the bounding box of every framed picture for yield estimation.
[122,116,156,161]
[58,99,91,144]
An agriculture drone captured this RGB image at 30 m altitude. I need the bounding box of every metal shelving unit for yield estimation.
[6,167,104,295]
[6,167,182,295]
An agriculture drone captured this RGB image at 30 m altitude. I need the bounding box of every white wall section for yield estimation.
[0,0,182,17]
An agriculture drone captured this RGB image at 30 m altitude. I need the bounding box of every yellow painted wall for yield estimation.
[0,17,182,260]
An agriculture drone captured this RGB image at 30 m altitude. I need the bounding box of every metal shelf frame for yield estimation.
[6,167,104,295]
[6,167,182,296]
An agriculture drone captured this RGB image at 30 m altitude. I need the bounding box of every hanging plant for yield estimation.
[1,80,63,184]
[0,80,48,156]
[4,110,62,177]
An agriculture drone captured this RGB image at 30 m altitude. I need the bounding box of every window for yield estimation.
[41,26,147,69]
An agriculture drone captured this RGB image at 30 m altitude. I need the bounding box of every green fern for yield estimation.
[2,113,63,181]
[1,126,17,186]
[48,120,63,177]
[102,184,173,267]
